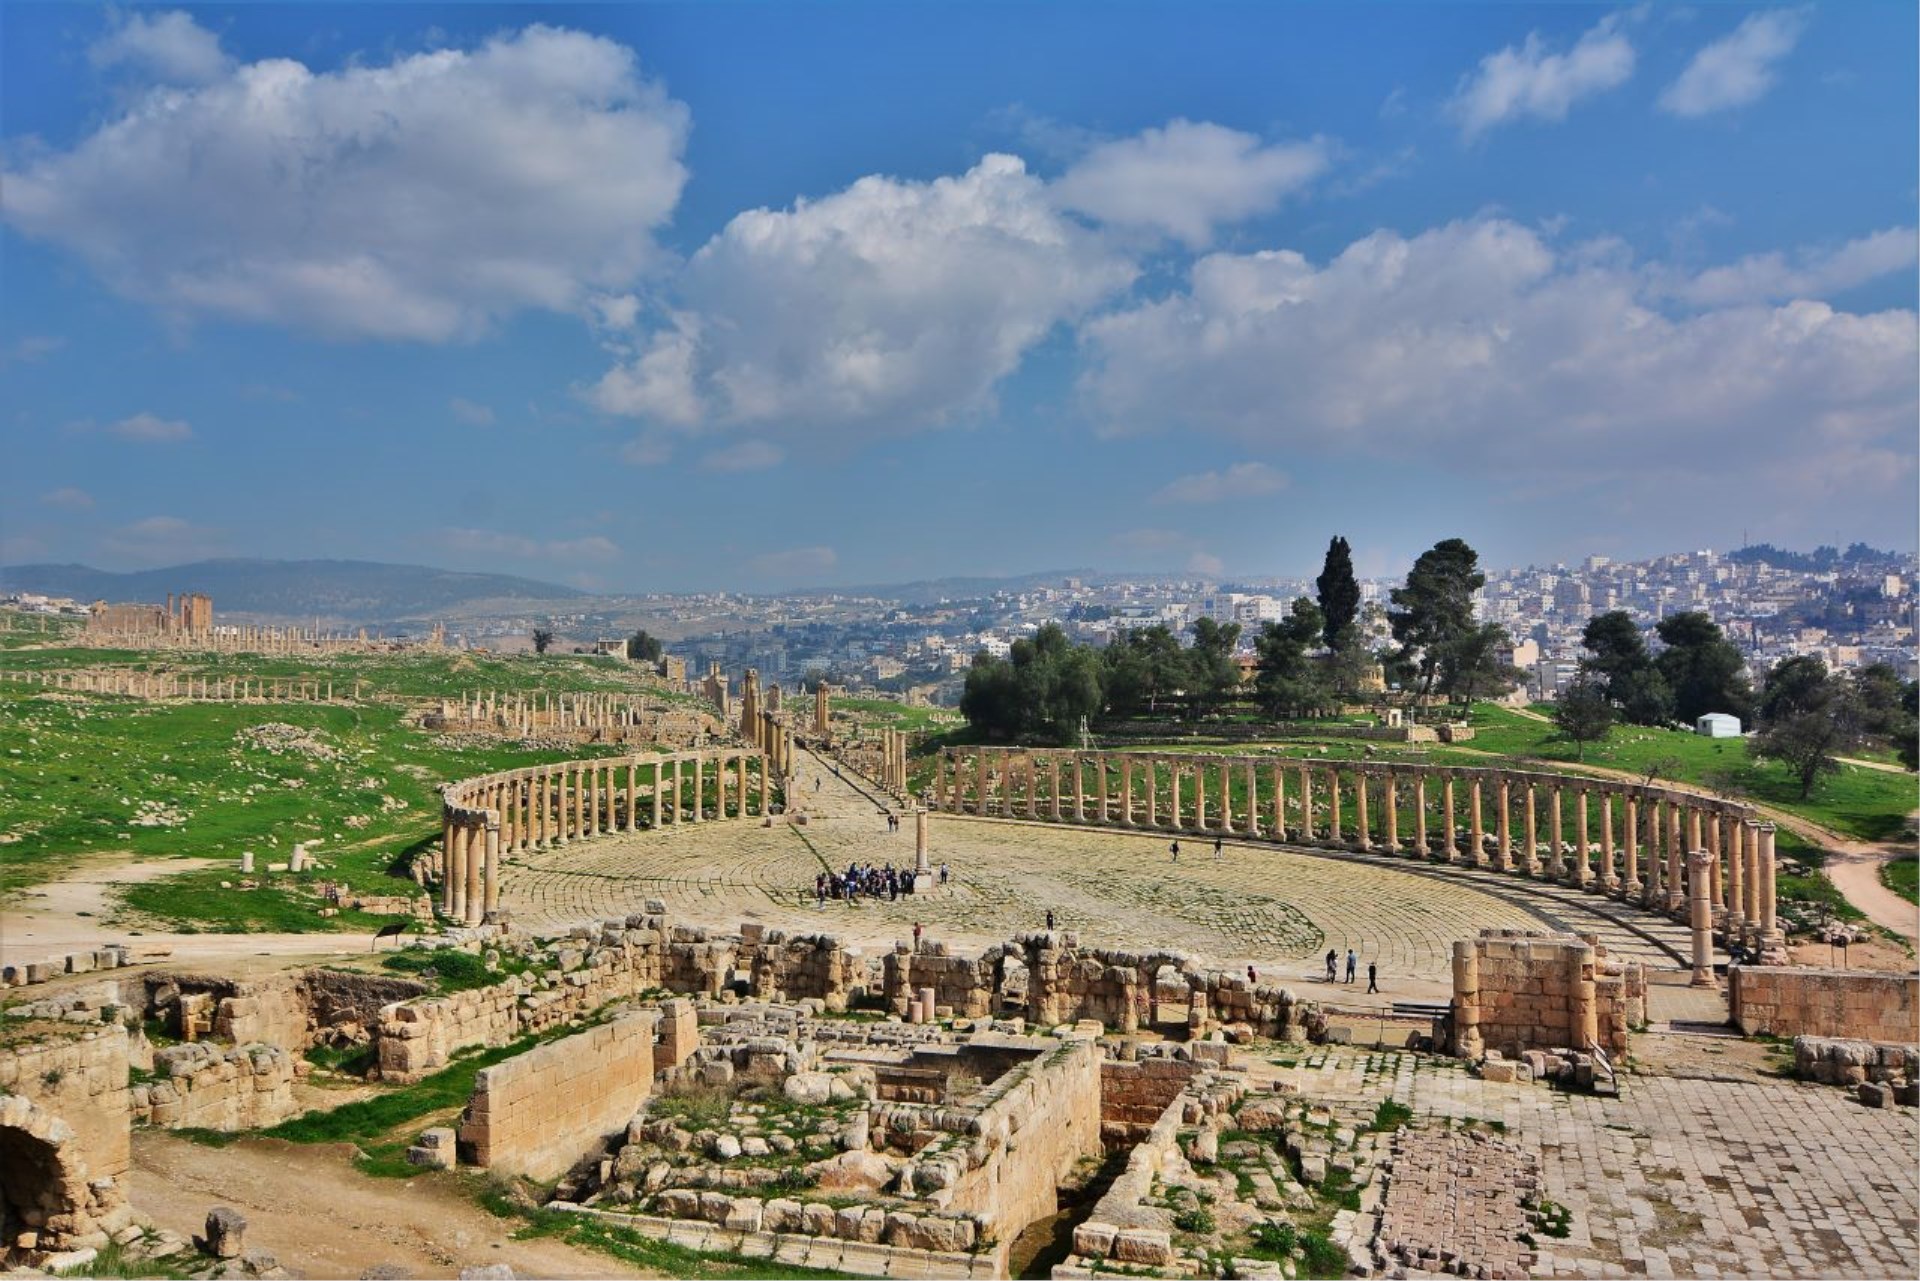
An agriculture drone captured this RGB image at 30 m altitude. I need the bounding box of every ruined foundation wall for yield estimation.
[1100,1056,1200,1145]
[883,947,997,1019]
[130,1042,298,1131]
[1450,931,1641,1059]
[0,1027,132,1183]
[1730,966,1920,1042]
[457,1010,659,1181]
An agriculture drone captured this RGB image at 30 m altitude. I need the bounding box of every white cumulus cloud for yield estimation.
[107,412,193,443]
[1079,218,1917,512]
[1152,461,1290,504]
[40,487,96,511]
[437,528,619,562]
[1051,120,1329,246]
[89,8,232,84]
[6,21,690,341]
[1660,9,1809,117]
[590,154,1136,436]
[449,397,496,426]
[1670,227,1917,307]
[1451,13,1636,139]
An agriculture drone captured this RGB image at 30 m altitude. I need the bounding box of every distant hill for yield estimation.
[797,569,1107,606]
[1726,543,1909,573]
[0,558,588,623]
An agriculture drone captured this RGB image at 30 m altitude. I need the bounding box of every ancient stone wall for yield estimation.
[1729,966,1920,1041]
[1,946,132,989]
[1020,934,1302,1038]
[748,932,858,1011]
[1449,930,1644,1060]
[0,1025,137,1255]
[129,1043,297,1131]
[883,945,997,1020]
[456,1010,659,1181]
[138,969,427,1053]
[1099,1054,1200,1145]
[0,1027,131,1183]
[1793,1035,1919,1087]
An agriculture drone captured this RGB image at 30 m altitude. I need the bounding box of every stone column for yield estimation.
[736,756,749,819]
[604,763,617,831]
[935,752,950,811]
[1759,823,1781,954]
[977,753,990,817]
[1571,942,1599,1051]
[1523,785,1538,875]
[1468,779,1484,867]
[1623,797,1640,896]
[672,758,685,824]
[464,823,483,926]
[1574,791,1591,889]
[1496,778,1512,872]
[1450,941,1482,1058]
[1689,849,1715,986]
[1120,758,1135,826]
[1666,803,1685,914]
[1548,787,1564,880]
[1244,761,1260,837]
[1044,756,1058,821]
[1707,814,1724,922]
[1384,773,1399,853]
[1639,800,1659,907]
[1172,763,1185,831]
[1326,769,1341,846]
[584,766,597,837]
[691,756,705,823]
[652,761,664,827]
[1095,755,1110,824]
[1725,819,1745,939]
[1271,764,1286,838]
[1439,777,1456,863]
[482,818,501,919]
[576,763,589,834]
[1599,793,1616,891]
[441,824,456,915]
[555,769,570,844]
[1025,756,1039,820]
[627,763,639,831]
[1411,774,1426,855]
[1354,772,1370,850]
[1299,768,1314,842]
[1194,761,1208,831]
[1147,758,1160,827]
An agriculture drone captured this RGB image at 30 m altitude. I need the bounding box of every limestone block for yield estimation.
[203,1207,246,1259]
[1111,1228,1174,1266]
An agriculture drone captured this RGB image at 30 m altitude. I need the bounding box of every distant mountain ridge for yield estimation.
[0,558,588,622]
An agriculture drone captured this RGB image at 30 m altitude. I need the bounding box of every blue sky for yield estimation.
[3,2,1914,591]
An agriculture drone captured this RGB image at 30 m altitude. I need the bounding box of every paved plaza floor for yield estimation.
[1271,1046,1920,1279]
[501,752,1710,1002]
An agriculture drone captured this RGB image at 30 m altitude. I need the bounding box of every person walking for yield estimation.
[1247,964,1258,985]
[1045,909,1056,931]
[1325,950,1338,982]
[1345,949,1358,984]
[940,861,950,886]
[1366,962,1379,994]
[1170,840,1180,862]
[913,921,923,951]
[1213,836,1223,860]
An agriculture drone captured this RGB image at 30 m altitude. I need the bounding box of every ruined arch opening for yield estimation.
[0,1116,79,1259]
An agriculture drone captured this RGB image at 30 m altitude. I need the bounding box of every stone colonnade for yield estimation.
[5,668,349,702]
[877,727,909,793]
[81,622,394,654]
[933,748,1781,962]
[438,748,776,926]
[444,688,699,740]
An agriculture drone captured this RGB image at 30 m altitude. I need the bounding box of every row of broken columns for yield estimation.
[6,668,349,701]
[438,748,775,925]
[934,748,1782,961]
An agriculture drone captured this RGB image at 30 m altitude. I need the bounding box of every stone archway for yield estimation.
[0,1094,105,1259]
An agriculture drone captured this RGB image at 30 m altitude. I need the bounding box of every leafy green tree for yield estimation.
[1325,621,1378,699]
[959,624,1104,744]
[1579,611,1674,725]
[1653,612,1753,724]
[626,629,664,664]
[1551,675,1615,761]
[1387,538,1486,710]
[1314,536,1360,650]
[1255,599,1334,719]
[1438,622,1521,710]
[531,628,554,655]
[1100,625,1187,718]
[1185,617,1243,719]
[1849,662,1910,740]
[1751,655,1857,799]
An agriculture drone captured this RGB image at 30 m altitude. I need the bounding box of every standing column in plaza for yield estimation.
[736,756,749,819]
[1468,779,1484,867]
[1707,814,1724,922]
[693,756,707,823]
[651,761,664,828]
[464,822,483,926]
[1451,941,1483,1059]
[673,758,686,825]
[1689,849,1715,986]
[535,770,549,846]
[1096,756,1110,824]
[1725,819,1745,941]
[1354,772,1370,850]
[1599,793,1616,892]
[1271,764,1286,838]
[1244,760,1260,838]
[1574,791,1591,889]
[575,762,588,835]
[624,762,638,831]
[1000,755,1015,818]
[935,753,950,811]
[482,817,501,918]
[1548,787,1565,879]
[1194,761,1209,831]
[1666,804,1686,914]
[1496,778,1512,872]
[1172,763,1185,832]
[1438,777,1456,863]
[1411,774,1426,856]
[1071,755,1086,822]
[1327,769,1343,846]
[440,824,456,915]
[448,823,468,921]
[1120,758,1135,827]
[1622,797,1640,896]
[1384,773,1399,854]
[556,768,571,844]
[1759,823,1783,958]
[584,766,598,837]
[1640,801,1661,908]
[1298,767,1314,842]
[976,753,990,817]
[1146,759,1160,828]
[914,810,932,890]
[1038,756,1053,821]
[605,762,618,830]
[1523,785,1538,875]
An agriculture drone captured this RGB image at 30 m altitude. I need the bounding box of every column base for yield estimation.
[1690,970,1718,988]
[912,872,935,893]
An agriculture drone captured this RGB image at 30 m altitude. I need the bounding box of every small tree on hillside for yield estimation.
[626,629,663,664]
[1315,536,1360,650]
[531,628,554,654]
[1751,655,1859,799]
[1551,676,1615,761]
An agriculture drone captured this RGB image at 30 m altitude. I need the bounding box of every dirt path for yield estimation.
[1,851,378,970]
[132,1130,650,1279]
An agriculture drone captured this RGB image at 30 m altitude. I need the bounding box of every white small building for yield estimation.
[1695,713,1742,738]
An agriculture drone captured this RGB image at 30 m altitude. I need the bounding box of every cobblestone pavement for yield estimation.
[1268,1048,1920,1279]
[501,751,1707,997]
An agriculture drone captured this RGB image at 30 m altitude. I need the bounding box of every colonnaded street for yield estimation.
[502,751,1704,1002]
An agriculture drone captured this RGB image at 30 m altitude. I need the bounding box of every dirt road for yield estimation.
[132,1130,648,1279]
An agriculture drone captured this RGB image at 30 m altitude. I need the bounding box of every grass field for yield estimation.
[0,646,662,930]
[1883,852,1918,905]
